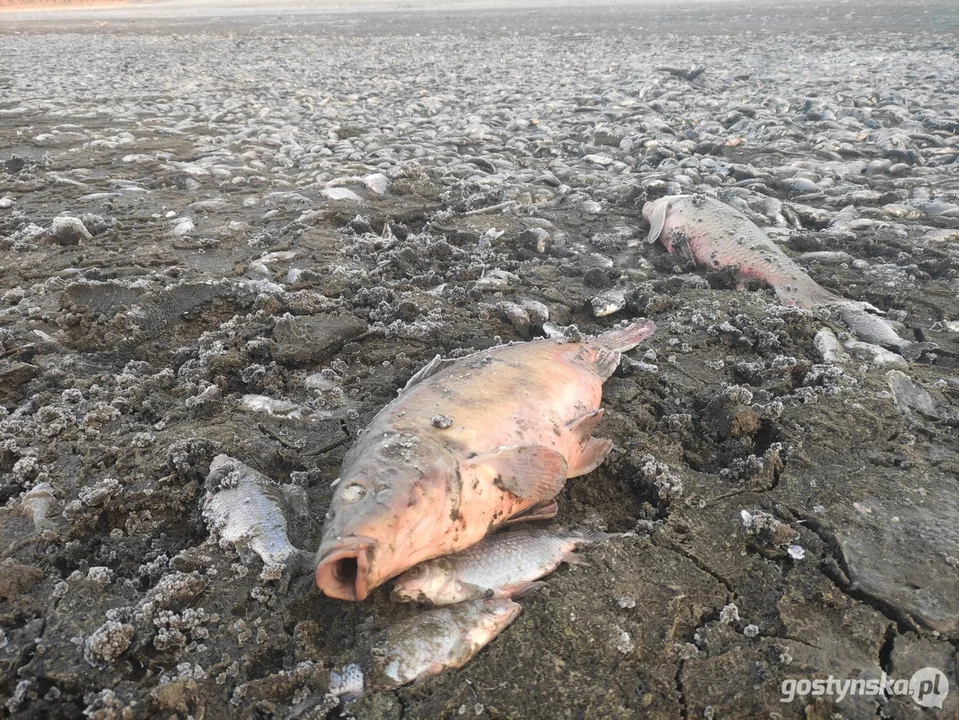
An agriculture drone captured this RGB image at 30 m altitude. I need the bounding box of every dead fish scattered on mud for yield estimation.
[391,528,626,605]
[20,482,56,533]
[643,194,937,359]
[315,320,656,601]
[644,194,839,309]
[202,454,298,580]
[836,303,936,362]
[591,287,628,318]
[332,598,522,697]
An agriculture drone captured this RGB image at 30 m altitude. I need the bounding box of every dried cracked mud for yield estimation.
[1,1,958,718]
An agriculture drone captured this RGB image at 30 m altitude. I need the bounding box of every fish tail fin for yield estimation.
[594,320,657,353]
[774,280,839,309]
[900,342,938,362]
[571,530,635,545]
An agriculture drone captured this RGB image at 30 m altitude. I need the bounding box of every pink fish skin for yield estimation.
[643,194,839,309]
[315,321,656,601]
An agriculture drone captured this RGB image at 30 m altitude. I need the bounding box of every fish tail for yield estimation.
[594,320,657,352]
[773,279,839,309]
[900,342,938,362]
[572,530,635,545]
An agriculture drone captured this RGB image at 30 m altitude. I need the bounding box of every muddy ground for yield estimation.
[1,1,958,718]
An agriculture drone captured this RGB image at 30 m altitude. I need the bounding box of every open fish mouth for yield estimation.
[315,536,376,601]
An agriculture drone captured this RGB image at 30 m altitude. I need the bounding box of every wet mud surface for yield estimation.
[1,1,958,718]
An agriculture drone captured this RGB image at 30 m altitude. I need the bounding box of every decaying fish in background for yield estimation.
[644,194,839,309]
[391,527,628,606]
[331,598,522,696]
[315,320,656,601]
[203,454,298,580]
[643,195,936,359]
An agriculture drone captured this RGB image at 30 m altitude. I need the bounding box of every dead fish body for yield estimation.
[315,321,656,601]
[643,194,839,308]
[202,454,297,580]
[370,598,521,691]
[391,528,622,605]
[591,288,627,318]
[837,304,935,361]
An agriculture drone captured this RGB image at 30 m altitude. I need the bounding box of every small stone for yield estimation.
[431,414,452,429]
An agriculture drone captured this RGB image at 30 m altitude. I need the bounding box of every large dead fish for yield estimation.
[643,194,839,309]
[643,195,936,359]
[391,527,625,606]
[315,320,656,601]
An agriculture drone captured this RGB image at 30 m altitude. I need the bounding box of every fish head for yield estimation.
[315,432,460,601]
[389,558,457,604]
[642,196,676,250]
[472,598,523,638]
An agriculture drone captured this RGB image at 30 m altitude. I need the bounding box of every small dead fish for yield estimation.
[643,195,839,308]
[498,301,531,338]
[329,663,364,701]
[202,455,297,580]
[315,321,656,601]
[844,340,908,367]
[886,370,938,422]
[837,304,936,361]
[21,482,56,532]
[813,327,846,364]
[369,598,521,691]
[391,528,624,605]
[798,251,855,265]
[591,287,627,318]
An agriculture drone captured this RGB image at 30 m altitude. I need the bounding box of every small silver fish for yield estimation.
[21,482,57,532]
[813,327,846,364]
[202,455,298,580]
[837,304,935,361]
[391,528,623,605]
[369,598,521,691]
[591,288,627,318]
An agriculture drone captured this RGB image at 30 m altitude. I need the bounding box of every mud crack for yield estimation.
[782,507,922,635]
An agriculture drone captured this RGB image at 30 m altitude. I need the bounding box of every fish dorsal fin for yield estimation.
[645,197,673,245]
[464,445,568,502]
[401,354,456,394]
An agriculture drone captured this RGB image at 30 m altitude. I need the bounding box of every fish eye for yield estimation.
[340,483,367,503]
[405,565,426,578]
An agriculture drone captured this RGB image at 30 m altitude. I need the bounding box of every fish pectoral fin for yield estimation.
[447,637,481,668]
[468,445,569,502]
[502,580,546,598]
[645,198,672,245]
[562,551,590,567]
[454,580,495,601]
[565,409,605,442]
[504,499,559,523]
[567,437,613,478]
[401,354,456,394]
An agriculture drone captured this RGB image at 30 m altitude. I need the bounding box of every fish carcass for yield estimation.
[643,194,839,309]
[330,598,522,696]
[391,527,626,606]
[315,320,656,601]
[643,194,936,359]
